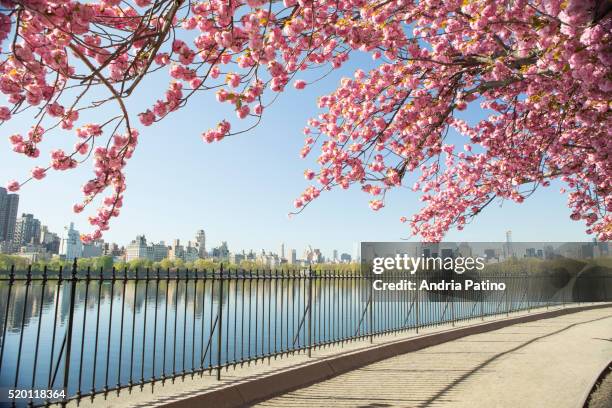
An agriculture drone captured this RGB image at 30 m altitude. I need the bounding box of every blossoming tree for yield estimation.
[1,0,610,242]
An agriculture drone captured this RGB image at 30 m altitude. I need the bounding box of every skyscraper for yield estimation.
[13,213,41,246]
[126,235,149,261]
[280,242,285,259]
[195,229,206,258]
[59,223,83,260]
[504,230,514,258]
[0,187,19,243]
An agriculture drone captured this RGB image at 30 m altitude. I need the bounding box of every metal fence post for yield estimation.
[307,266,313,357]
[506,274,510,317]
[451,290,455,327]
[0,265,15,377]
[62,258,78,406]
[216,264,224,381]
[480,282,484,321]
[415,276,419,334]
[368,273,374,343]
[527,274,531,313]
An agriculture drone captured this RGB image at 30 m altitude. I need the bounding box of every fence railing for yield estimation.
[0,261,610,407]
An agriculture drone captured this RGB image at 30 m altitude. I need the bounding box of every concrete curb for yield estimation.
[580,358,612,408]
[160,304,612,408]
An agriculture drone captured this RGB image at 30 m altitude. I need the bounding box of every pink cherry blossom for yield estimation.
[304,169,315,180]
[0,106,10,120]
[369,200,384,211]
[236,105,250,119]
[0,0,609,242]
[31,167,47,180]
[138,110,156,126]
[6,180,20,192]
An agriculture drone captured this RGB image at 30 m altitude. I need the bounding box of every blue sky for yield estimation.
[0,53,591,257]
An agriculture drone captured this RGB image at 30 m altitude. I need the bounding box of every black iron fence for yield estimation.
[0,261,610,407]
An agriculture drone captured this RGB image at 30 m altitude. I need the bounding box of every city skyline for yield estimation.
[1,185,608,268]
[0,181,598,262]
[2,186,358,263]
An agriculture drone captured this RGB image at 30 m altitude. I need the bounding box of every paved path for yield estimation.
[255,308,612,408]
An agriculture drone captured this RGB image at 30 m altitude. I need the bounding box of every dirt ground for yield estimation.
[588,366,612,408]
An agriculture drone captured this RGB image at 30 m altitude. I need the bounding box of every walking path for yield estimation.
[255,308,612,408]
[78,305,611,408]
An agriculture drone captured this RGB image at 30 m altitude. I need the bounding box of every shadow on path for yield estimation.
[417,314,612,407]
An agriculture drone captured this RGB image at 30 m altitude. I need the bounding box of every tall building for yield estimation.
[13,213,41,246]
[504,230,514,258]
[59,223,83,260]
[290,248,297,264]
[169,239,185,260]
[211,241,229,260]
[125,235,168,261]
[258,250,279,268]
[151,242,168,261]
[40,226,61,254]
[103,242,123,257]
[0,187,19,244]
[195,230,206,258]
[184,241,199,262]
[126,235,149,261]
[304,248,323,264]
[279,242,285,260]
[332,249,338,262]
[82,241,104,258]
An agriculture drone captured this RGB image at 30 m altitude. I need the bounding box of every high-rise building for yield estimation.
[332,249,338,262]
[169,239,185,260]
[103,242,123,258]
[126,235,149,261]
[504,230,514,258]
[211,241,229,260]
[290,249,297,265]
[82,241,104,258]
[13,213,41,246]
[0,187,19,244]
[184,241,199,262]
[59,223,83,260]
[257,250,279,267]
[151,242,168,261]
[340,253,352,263]
[195,230,206,258]
[279,242,285,260]
[40,226,61,254]
[125,235,168,261]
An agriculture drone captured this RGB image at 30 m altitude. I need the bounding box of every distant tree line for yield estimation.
[0,254,361,275]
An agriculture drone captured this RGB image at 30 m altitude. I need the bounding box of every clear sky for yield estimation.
[0,52,591,258]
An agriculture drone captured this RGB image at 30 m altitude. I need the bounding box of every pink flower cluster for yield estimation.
[1,0,609,242]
